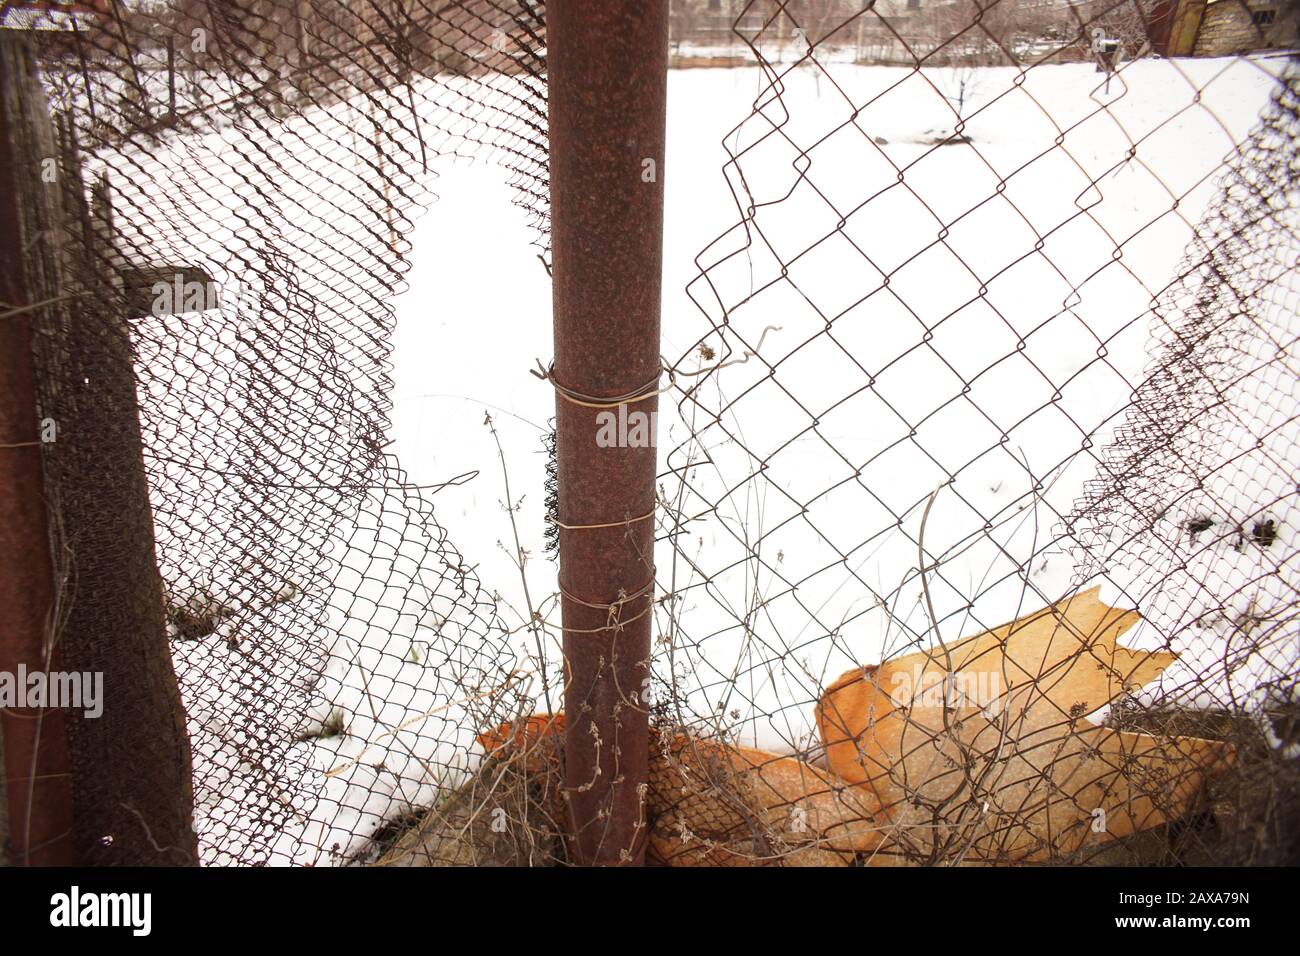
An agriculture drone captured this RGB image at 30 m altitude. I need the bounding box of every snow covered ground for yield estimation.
[390,55,1290,757]
[104,53,1292,862]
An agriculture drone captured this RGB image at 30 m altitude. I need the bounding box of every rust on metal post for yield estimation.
[0,33,76,867]
[548,1,669,865]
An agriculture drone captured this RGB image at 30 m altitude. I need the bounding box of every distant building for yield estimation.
[666,0,1299,63]
[0,1,111,32]
[1192,0,1300,54]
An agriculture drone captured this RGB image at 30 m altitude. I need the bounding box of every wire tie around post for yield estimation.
[531,359,674,408]
[558,577,656,635]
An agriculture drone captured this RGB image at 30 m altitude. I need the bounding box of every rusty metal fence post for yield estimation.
[548,1,669,865]
[0,32,76,867]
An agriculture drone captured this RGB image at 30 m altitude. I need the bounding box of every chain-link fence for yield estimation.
[2,0,1296,866]
[649,2,1298,866]
[8,0,547,866]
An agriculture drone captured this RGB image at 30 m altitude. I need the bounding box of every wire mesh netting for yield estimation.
[15,0,547,865]
[649,2,1299,865]
[4,0,1297,866]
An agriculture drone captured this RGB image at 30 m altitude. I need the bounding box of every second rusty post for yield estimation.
[548,1,668,865]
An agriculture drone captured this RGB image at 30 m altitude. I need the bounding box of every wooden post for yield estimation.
[0,31,77,868]
[167,34,177,120]
[1,29,197,866]
[1159,0,1209,57]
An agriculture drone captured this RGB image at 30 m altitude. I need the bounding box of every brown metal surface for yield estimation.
[548,0,669,865]
[0,33,76,867]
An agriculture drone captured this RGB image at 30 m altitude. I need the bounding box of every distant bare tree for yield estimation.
[776,0,868,56]
[925,0,1021,66]
[670,0,706,52]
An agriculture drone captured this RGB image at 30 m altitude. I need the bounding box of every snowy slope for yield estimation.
[107,54,1289,862]
[390,56,1288,760]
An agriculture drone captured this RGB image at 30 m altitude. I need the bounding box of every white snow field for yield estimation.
[110,54,1291,862]
[644,57,1297,756]
[392,55,1290,757]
